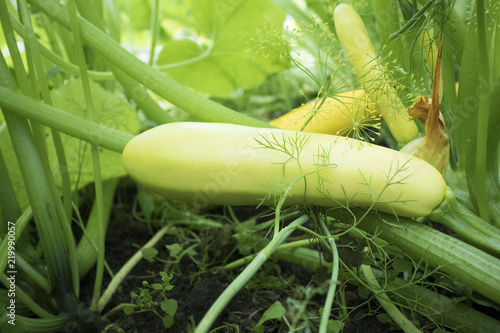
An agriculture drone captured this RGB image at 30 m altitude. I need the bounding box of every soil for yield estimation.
[74,189,395,333]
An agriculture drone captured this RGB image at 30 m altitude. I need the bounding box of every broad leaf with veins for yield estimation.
[157,0,289,97]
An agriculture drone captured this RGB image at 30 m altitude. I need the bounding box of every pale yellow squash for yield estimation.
[122,122,446,217]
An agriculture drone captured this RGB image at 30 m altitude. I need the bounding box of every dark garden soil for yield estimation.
[76,188,395,333]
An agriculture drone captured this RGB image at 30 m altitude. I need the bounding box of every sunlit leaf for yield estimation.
[253,301,286,333]
[157,0,289,97]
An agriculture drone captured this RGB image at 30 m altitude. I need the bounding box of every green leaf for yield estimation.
[253,301,286,333]
[162,314,174,328]
[161,298,178,316]
[48,78,139,185]
[0,79,139,209]
[159,271,171,281]
[150,283,164,291]
[357,286,370,300]
[123,304,135,315]
[165,243,183,257]
[142,247,159,262]
[391,258,412,274]
[327,319,345,333]
[157,0,289,97]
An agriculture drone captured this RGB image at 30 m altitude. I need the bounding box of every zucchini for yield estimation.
[269,90,378,138]
[122,122,446,217]
[334,4,419,143]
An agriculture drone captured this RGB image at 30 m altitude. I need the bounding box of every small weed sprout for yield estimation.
[124,271,178,328]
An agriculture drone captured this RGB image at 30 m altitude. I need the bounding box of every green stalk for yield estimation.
[379,269,499,333]
[76,179,118,277]
[18,0,78,290]
[0,314,69,333]
[0,87,133,153]
[317,213,339,333]
[0,1,30,95]
[493,5,500,81]
[485,76,500,226]
[474,0,490,221]
[97,225,170,311]
[148,0,161,67]
[275,247,500,333]
[1,41,73,308]
[74,0,175,125]
[66,0,105,310]
[429,189,500,255]
[361,264,421,333]
[115,69,176,124]
[13,254,50,292]
[453,1,489,212]
[9,13,113,80]
[103,0,121,42]
[223,239,319,271]
[0,207,32,277]
[28,0,272,128]
[195,215,310,333]
[353,210,500,304]
[0,274,54,318]
[0,150,21,228]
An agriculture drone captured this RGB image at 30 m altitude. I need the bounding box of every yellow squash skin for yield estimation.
[122,122,446,217]
[269,90,378,136]
[334,4,419,143]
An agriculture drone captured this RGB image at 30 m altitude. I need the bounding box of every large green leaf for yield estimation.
[0,79,139,209]
[157,0,289,97]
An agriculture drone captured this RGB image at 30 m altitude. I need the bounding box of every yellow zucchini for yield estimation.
[334,4,419,143]
[122,122,446,217]
[269,90,379,138]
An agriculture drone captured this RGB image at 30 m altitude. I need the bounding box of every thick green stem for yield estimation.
[0,87,133,153]
[0,314,68,333]
[9,12,114,80]
[485,76,500,226]
[0,49,73,306]
[0,150,21,228]
[474,0,490,221]
[429,188,500,255]
[74,0,175,125]
[0,207,32,279]
[275,246,500,333]
[0,274,54,318]
[28,0,271,128]
[353,210,500,304]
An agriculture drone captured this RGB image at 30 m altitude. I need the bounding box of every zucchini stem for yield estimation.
[429,188,500,256]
